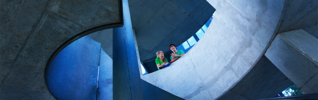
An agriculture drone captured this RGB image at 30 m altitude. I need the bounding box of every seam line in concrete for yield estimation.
[46,9,86,28]
[139,49,154,62]
[230,67,240,78]
[299,72,318,89]
[189,57,205,85]
[278,32,318,65]
[183,57,206,99]
[170,0,193,16]
[264,0,290,55]
[188,1,210,26]
[136,0,169,34]
[170,0,203,27]
[207,90,214,100]
[278,5,318,32]
[0,0,51,87]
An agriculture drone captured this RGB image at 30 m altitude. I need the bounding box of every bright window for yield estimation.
[196,29,204,39]
[182,42,190,49]
[140,63,147,75]
[202,25,208,32]
[187,36,197,46]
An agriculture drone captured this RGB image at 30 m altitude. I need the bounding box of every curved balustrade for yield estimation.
[141,0,286,99]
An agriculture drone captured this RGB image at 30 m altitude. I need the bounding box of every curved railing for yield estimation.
[141,0,286,99]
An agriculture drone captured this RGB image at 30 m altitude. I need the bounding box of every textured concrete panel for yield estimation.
[218,56,293,100]
[47,0,120,28]
[0,11,84,99]
[301,73,318,94]
[277,30,318,64]
[208,70,239,99]
[0,0,49,86]
[277,0,318,38]
[88,29,113,58]
[130,0,169,33]
[138,47,152,61]
[171,0,205,15]
[265,29,318,93]
[0,0,121,99]
[189,1,215,25]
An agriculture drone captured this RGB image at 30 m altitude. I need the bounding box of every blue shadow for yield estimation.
[46,36,101,100]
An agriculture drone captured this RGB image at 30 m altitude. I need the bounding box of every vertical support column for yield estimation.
[113,0,144,99]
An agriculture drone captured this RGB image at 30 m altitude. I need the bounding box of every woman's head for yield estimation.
[156,51,164,58]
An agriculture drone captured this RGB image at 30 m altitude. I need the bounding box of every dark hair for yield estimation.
[169,44,175,48]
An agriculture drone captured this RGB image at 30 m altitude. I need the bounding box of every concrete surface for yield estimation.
[113,0,144,99]
[46,36,100,100]
[217,56,293,100]
[277,0,318,39]
[141,0,286,99]
[0,0,121,99]
[141,80,184,100]
[97,49,113,100]
[265,29,318,94]
[88,29,113,58]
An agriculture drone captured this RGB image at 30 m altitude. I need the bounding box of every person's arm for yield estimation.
[157,63,167,68]
[175,54,183,57]
[171,53,183,58]
[175,50,184,57]
[156,64,161,69]
[171,53,176,60]
[155,58,162,70]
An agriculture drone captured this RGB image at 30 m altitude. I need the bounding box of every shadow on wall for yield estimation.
[46,36,113,100]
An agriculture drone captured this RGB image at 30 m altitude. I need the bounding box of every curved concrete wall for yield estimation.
[46,36,100,100]
[141,0,285,99]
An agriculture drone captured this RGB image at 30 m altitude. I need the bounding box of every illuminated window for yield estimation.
[140,63,147,75]
[188,36,197,46]
[182,42,190,49]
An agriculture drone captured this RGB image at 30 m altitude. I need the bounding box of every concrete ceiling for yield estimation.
[89,0,215,62]
[0,0,121,99]
[131,0,215,61]
[88,29,113,58]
